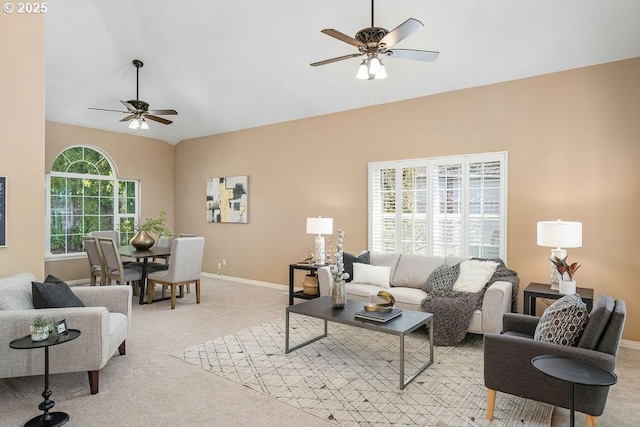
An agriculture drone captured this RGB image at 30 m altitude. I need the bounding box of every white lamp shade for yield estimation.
[306,217,333,236]
[537,220,582,248]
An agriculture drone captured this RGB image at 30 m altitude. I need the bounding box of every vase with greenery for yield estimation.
[327,229,349,308]
[30,316,51,342]
[129,211,172,250]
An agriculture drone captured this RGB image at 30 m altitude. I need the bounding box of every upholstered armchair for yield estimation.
[484,295,626,427]
[0,272,132,394]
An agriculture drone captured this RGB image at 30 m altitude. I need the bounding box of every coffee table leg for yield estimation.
[400,320,435,390]
[285,314,328,354]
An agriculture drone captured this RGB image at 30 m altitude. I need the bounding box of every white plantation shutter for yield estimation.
[369,152,507,260]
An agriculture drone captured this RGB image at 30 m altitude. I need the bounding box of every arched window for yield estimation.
[46,146,139,256]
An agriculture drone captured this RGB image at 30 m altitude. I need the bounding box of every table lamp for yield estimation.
[537,219,582,289]
[306,216,333,265]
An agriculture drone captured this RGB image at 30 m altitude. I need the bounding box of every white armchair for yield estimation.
[0,272,131,394]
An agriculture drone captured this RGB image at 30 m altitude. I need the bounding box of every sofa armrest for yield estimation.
[0,307,111,378]
[72,286,132,330]
[481,280,512,334]
[317,266,333,297]
[503,313,540,336]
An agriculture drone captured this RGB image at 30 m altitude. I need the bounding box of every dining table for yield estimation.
[119,245,172,305]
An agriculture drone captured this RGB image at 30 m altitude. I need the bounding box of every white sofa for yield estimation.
[317,253,515,335]
[0,272,131,394]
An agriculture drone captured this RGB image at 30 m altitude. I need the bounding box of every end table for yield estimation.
[288,263,323,305]
[532,355,616,427]
[10,329,81,427]
[523,282,594,315]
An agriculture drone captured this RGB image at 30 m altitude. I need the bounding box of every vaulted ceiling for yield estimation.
[45,0,640,144]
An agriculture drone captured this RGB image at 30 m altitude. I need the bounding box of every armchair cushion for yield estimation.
[32,281,85,308]
[578,295,614,350]
[533,293,589,346]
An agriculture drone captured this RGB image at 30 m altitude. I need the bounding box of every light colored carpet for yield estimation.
[172,316,552,427]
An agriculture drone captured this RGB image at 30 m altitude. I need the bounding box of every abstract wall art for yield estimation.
[206,176,248,223]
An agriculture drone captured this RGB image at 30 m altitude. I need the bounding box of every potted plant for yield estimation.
[550,256,581,294]
[30,316,51,342]
[130,211,172,250]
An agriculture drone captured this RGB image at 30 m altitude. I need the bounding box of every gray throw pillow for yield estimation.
[534,293,588,346]
[342,251,370,282]
[32,281,85,309]
[423,263,460,295]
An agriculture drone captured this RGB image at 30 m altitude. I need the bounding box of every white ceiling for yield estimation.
[45,0,640,145]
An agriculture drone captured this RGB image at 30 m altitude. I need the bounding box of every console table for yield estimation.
[10,329,81,427]
[288,263,323,305]
[523,282,594,315]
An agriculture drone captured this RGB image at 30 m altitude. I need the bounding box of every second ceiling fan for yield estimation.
[311,0,439,79]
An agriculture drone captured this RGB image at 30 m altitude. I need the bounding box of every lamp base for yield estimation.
[313,236,325,265]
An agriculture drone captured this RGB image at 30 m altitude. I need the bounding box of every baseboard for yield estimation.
[201,272,288,292]
[620,339,640,350]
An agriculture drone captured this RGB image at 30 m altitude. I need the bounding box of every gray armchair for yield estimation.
[484,295,625,427]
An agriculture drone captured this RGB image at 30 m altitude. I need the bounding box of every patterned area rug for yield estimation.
[172,317,552,427]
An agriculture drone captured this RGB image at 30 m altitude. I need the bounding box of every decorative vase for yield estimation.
[331,279,346,308]
[130,230,155,250]
[559,280,577,295]
[302,274,319,296]
[30,325,49,342]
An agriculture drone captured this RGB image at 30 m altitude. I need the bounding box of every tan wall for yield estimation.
[175,58,640,341]
[0,14,45,278]
[44,122,175,281]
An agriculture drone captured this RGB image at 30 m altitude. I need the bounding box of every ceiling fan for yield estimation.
[310,0,439,79]
[89,59,178,129]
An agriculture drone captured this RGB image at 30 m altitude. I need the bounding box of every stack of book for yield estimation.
[354,308,402,323]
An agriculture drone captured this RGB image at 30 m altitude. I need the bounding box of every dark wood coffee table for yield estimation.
[285,296,434,390]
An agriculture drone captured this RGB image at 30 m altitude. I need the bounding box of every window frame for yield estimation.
[368,151,508,261]
[45,146,139,259]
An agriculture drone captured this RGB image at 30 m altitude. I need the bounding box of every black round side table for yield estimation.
[532,354,617,427]
[10,329,81,427]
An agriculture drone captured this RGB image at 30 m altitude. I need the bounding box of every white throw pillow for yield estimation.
[352,263,391,288]
[451,260,498,293]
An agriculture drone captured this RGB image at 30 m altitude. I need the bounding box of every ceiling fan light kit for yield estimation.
[311,0,439,80]
[89,59,178,130]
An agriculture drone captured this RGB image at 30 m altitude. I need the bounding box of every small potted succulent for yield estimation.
[30,316,51,342]
[550,256,581,294]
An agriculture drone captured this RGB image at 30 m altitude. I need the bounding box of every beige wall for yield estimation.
[0,14,45,278]
[175,58,640,341]
[44,122,175,280]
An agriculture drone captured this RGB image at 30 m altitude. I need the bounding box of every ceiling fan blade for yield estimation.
[119,115,136,122]
[321,29,365,48]
[379,18,424,48]
[311,53,363,67]
[145,114,173,125]
[120,100,138,112]
[386,49,439,62]
[88,107,129,113]
[146,109,178,115]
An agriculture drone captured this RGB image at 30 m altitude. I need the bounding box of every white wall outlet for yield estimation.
[222,259,227,266]
[217,262,221,270]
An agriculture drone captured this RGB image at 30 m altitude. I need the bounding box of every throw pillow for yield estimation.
[352,263,391,288]
[343,251,370,282]
[0,272,37,310]
[44,274,67,284]
[423,264,460,295]
[32,281,85,309]
[534,293,589,346]
[451,259,499,293]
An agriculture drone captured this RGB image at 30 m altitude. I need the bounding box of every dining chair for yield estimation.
[83,236,105,286]
[178,233,196,237]
[90,230,120,246]
[97,237,143,292]
[147,237,205,309]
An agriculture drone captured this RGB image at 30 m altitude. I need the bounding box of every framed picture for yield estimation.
[0,176,5,247]
[206,176,248,223]
[54,319,68,335]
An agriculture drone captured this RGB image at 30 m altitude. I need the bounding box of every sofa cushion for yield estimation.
[343,251,370,282]
[369,252,401,281]
[353,263,391,288]
[392,255,445,289]
[577,295,614,350]
[0,272,37,310]
[534,293,589,346]
[423,263,460,295]
[452,259,499,293]
[32,281,85,309]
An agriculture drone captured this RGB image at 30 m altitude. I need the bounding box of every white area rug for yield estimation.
[172,316,552,427]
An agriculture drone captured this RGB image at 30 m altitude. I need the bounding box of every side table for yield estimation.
[288,263,322,305]
[532,355,616,427]
[10,329,81,427]
[523,282,594,315]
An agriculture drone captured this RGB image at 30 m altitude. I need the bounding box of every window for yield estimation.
[369,152,507,260]
[46,146,139,256]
